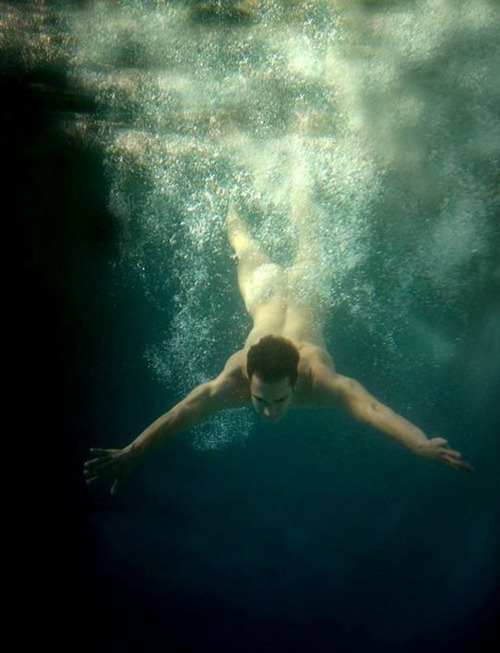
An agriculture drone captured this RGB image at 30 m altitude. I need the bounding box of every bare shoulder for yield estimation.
[299,342,335,371]
[295,352,359,408]
[291,344,335,406]
[222,348,247,373]
[308,364,365,409]
[210,350,250,408]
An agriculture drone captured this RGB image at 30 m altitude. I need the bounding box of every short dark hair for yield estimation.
[247,335,300,387]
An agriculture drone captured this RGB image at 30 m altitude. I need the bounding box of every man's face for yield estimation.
[249,374,294,423]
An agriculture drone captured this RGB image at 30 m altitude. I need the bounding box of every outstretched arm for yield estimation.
[84,375,231,494]
[312,365,473,472]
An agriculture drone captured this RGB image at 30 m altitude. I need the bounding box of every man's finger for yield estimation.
[449,454,474,471]
[85,458,114,472]
[85,454,112,465]
[84,465,110,478]
[445,456,474,472]
[459,460,475,472]
[84,459,108,471]
[90,448,112,456]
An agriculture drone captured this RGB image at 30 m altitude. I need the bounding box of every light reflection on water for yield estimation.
[2,0,499,447]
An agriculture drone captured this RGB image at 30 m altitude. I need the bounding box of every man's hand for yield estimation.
[84,446,142,496]
[414,437,474,472]
[83,375,237,498]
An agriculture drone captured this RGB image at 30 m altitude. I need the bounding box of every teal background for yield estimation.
[4,2,499,652]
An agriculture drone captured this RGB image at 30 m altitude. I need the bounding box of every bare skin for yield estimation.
[85,181,473,495]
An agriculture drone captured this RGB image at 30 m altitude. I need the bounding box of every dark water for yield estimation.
[4,1,499,651]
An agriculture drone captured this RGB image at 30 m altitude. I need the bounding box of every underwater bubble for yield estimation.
[13,0,498,447]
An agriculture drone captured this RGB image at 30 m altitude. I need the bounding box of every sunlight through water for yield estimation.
[3,0,498,447]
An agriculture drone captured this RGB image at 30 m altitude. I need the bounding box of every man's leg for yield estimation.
[227,202,286,323]
[289,164,321,268]
[285,167,329,337]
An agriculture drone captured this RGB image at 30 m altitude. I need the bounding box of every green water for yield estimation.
[4,1,499,652]
[47,0,497,448]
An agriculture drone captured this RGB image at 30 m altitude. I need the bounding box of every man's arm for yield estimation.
[311,364,473,471]
[84,373,235,494]
[126,379,225,456]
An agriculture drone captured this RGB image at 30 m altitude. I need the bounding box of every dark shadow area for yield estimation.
[2,57,118,650]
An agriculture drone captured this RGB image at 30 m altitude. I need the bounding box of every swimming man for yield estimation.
[84,183,473,495]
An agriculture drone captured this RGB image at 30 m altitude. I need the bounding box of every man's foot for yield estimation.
[234,0,258,16]
[226,202,255,257]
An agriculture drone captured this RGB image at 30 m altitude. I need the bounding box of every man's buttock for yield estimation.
[286,262,332,315]
[244,263,286,315]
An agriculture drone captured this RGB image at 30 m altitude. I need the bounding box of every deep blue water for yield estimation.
[4,1,499,652]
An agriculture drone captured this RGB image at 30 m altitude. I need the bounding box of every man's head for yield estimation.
[246,335,299,422]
